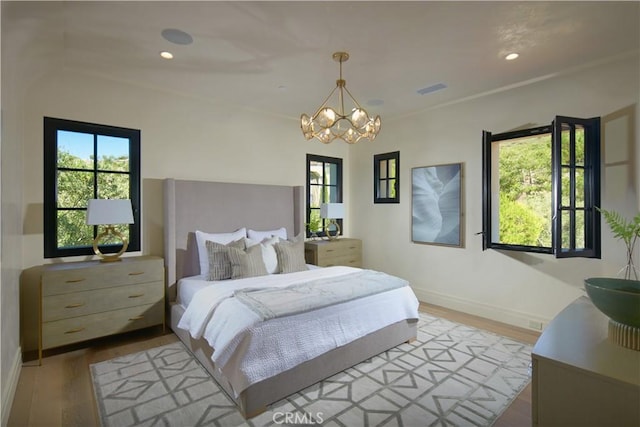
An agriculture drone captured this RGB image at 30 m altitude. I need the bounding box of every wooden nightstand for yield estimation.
[304,238,362,267]
[39,255,164,362]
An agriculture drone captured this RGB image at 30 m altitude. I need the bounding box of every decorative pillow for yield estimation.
[195,228,247,276]
[227,244,268,279]
[274,234,308,274]
[245,236,280,274]
[205,238,246,281]
[247,227,287,242]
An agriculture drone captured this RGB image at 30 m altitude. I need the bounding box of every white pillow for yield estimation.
[196,228,247,276]
[245,236,280,274]
[247,227,287,242]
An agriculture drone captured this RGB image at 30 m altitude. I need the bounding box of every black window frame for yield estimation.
[44,117,141,258]
[374,151,400,204]
[306,154,343,238]
[482,115,601,258]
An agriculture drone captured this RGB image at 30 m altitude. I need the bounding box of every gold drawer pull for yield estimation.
[65,303,85,308]
[326,249,334,253]
[129,315,145,321]
[128,294,145,298]
[128,271,145,276]
[65,278,85,283]
[64,327,85,334]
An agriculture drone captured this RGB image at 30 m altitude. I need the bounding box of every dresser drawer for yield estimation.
[42,281,164,322]
[42,257,164,296]
[42,302,163,349]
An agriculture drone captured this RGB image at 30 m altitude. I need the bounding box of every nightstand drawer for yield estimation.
[42,302,163,349]
[315,254,361,267]
[305,238,362,268]
[42,281,164,322]
[42,257,163,296]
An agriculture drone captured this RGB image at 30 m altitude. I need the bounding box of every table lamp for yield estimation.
[86,199,134,262]
[320,203,344,240]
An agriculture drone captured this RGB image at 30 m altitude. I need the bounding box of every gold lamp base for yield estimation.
[324,219,341,241]
[93,225,129,262]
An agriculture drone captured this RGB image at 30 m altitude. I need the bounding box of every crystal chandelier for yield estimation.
[301,52,381,144]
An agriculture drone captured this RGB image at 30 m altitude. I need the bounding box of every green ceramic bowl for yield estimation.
[584,278,640,328]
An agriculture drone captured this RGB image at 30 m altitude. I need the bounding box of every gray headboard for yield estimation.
[163,178,305,301]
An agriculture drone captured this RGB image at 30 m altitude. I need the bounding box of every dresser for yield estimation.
[532,296,640,426]
[39,256,164,362]
[304,238,362,267]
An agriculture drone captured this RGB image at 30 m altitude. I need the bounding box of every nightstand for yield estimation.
[39,255,164,362]
[304,238,362,267]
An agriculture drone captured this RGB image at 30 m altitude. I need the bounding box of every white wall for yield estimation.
[350,55,639,329]
[20,68,350,269]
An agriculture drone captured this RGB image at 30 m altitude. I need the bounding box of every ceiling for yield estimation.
[4,1,639,121]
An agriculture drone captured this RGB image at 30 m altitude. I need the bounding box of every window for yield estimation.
[44,117,141,258]
[482,116,601,258]
[374,151,400,203]
[306,154,343,238]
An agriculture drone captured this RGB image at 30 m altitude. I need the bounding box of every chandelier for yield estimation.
[301,52,381,144]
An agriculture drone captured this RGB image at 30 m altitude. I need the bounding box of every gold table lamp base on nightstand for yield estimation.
[324,219,341,241]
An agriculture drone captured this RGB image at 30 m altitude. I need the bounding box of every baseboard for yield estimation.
[413,288,550,332]
[1,346,22,427]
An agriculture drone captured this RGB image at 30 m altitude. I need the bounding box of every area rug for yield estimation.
[91,313,532,427]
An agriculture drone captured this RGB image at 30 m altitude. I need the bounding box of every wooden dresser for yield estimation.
[39,256,164,361]
[304,238,362,267]
[532,296,640,426]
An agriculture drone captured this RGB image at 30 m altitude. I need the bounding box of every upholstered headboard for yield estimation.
[163,178,305,302]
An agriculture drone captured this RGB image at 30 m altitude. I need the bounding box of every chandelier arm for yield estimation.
[311,85,340,119]
[342,86,366,110]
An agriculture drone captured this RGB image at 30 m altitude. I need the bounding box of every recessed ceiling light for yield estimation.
[160,51,174,60]
[505,53,519,61]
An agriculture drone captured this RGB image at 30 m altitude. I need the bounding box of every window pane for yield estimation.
[308,209,322,232]
[494,134,552,247]
[309,162,323,184]
[97,135,130,172]
[575,126,585,166]
[389,179,396,198]
[57,210,93,248]
[575,210,585,249]
[57,130,93,170]
[380,160,387,179]
[325,163,338,186]
[561,168,572,207]
[327,186,338,203]
[57,171,94,208]
[97,173,130,199]
[389,159,396,178]
[309,184,322,208]
[575,167,585,208]
[379,181,387,198]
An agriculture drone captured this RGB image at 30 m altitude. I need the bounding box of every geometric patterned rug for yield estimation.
[91,313,532,427]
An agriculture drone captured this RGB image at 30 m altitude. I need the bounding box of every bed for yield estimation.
[164,178,419,418]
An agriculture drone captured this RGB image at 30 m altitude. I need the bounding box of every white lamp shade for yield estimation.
[320,203,344,219]
[86,199,134,225]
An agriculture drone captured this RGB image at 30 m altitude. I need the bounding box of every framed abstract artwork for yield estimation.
[411,163,464,247]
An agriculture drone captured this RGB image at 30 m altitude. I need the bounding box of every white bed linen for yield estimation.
[177,266,420,396]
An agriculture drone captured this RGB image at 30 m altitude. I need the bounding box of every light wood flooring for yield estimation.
[7,303,539,427]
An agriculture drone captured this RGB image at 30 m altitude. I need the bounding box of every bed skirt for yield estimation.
[170,302,418,418]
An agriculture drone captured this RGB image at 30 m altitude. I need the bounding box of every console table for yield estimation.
[532,296,640,426]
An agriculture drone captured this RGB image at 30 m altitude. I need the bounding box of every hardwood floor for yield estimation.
[7,304,539,427]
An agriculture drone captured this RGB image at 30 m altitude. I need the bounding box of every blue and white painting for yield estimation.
[412,163,462,246]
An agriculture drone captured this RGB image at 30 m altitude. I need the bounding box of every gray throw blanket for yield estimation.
[234,269,408,321]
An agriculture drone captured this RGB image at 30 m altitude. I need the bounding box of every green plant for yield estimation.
[598,207,640,280]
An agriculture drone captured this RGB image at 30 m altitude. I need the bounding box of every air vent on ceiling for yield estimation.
[417,83,447,95]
